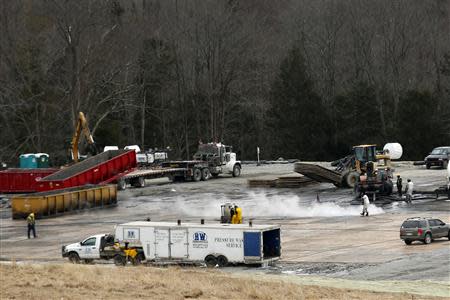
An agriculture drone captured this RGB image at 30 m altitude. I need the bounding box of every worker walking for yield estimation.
[396,175,403,197]
[405,179,414,204]
[27,212,37,238]
[360,194,370,217]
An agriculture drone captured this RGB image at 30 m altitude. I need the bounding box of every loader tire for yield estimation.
[345,171,360,188]
[114,255,126,266]
[132,253,145,266]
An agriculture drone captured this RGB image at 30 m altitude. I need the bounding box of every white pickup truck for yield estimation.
[61,233,145,265]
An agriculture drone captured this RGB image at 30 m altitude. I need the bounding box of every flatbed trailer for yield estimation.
[102,167,190,190]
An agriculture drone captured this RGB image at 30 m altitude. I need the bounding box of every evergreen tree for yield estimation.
[269,46,327,160]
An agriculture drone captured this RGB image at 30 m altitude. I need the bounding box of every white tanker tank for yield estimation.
[383,143,403,160]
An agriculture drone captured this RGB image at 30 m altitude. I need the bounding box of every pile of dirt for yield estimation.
[0,263,444,299]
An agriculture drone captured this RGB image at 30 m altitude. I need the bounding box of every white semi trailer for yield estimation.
[114,221,281,267]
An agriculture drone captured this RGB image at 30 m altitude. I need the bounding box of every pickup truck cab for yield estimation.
[62,234,115,263]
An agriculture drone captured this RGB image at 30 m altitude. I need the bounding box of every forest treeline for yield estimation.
[0,0,449,165]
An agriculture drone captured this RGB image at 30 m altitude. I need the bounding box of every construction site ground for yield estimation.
[1,162,449,298]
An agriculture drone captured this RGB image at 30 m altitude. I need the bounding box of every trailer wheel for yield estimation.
[134,177,145,188]
[232,165,241,177]
[204,255,217,267]
[68,252,80,264]
[117,179,127,190]
[192,168,202,182]
[114,254,126,266]
[217,255,228,267]
[201,168,210,181]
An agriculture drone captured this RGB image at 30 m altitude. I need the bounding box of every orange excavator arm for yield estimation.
[70,112,96,163]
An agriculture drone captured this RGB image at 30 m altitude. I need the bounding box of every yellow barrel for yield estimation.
[12,184,117,219]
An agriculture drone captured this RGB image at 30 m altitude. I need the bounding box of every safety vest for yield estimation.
[27,214,35,225]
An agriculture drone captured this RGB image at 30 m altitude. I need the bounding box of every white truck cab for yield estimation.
[194,143,241,177]
[62,234,110,263]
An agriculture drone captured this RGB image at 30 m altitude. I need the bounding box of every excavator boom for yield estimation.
[70,112,96,163]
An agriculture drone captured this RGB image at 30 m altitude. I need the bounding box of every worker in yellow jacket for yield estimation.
[231,206,243,224]
[235,206,242,224]
[27,212,36,238]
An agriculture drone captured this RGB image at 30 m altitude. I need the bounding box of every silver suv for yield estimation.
[400,217,450,245]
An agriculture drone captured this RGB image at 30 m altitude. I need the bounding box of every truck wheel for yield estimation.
[443,160,448,169]
[211,173,219,179]
[192,168,202,182]
[84,259,94,264]
[232,165,241,177]
[201,168,210,181]
[217,255,228,267]
[404,240,412,245]
[68,252,80,264]
[117,179,127,190]
[114,255,126,266]
[204,255,217,267]
[426,163,431,169]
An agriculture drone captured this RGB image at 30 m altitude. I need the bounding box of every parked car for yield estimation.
[424,147,450,169]
[400,217,450,245]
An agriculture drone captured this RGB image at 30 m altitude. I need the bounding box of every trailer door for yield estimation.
[154,229,170,259]
[170,229,189,259]
[244,232,261,259]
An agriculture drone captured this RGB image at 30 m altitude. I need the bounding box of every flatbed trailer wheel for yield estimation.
[117,179,127,190]
[132,177,145,188]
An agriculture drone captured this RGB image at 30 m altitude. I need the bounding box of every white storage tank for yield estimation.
[383,143,403,160]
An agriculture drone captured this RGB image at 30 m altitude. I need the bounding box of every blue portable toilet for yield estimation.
[19,153,49,168]
[19,154,38,168]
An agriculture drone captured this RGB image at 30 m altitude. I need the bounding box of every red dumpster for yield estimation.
[36,150,136,192]
[0,168,59,193]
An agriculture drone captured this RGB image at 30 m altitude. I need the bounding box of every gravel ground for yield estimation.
[1,161,449,292]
